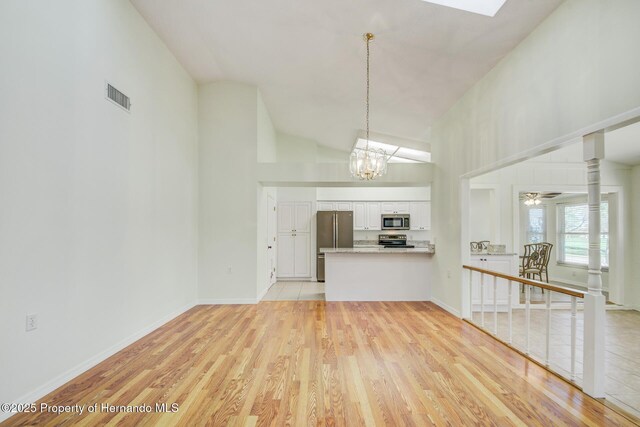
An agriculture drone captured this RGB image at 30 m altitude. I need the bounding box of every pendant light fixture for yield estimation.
[350,33,387,181]
[523,192,542,206]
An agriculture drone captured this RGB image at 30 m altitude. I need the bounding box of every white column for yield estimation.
[582,131,606,398]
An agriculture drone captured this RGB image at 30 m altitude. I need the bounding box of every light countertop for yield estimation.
[320,247,435,254]
[470,252,518,256]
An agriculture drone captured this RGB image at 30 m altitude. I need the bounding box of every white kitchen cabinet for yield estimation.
[335,202,352,211]
[470,255,519,311]
[353,202,380,230]
[317,201,352,212]
[353,202,366,230]
[277,202,311,278]
[366,202,381,230]
[380,202,410,214]
[277,232,310,278]
[293,233,310,277]
[317,201,335,211]
[410,201,431,230]
[277,202,311,233]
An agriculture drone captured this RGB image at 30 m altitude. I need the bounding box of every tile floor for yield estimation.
[471,294,640,418]
[262,281,325,301]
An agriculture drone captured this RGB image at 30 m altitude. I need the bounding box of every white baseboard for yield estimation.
[431,297,461,317]
[0,301,198,424]
[256,286,270,302]
[199,298,258,305]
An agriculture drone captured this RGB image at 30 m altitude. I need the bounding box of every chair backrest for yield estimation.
[523,242,553,270]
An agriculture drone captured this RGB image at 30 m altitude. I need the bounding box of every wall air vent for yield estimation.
[105,82,131,112]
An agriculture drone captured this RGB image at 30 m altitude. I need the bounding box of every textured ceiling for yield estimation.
[131,0,564,152]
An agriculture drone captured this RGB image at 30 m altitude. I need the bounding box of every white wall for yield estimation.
[276,132,318,163]
[316,187,430,201]
[199,82,262,302]
[256,93,278,296]
[432,0,640,313]
[469,189,495,243]
[0,0,198,408]
[631,165,640,308]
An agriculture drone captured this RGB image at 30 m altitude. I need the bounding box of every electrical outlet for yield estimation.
[26,314,37,332]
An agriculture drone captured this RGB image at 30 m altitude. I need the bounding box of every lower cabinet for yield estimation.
[470,255,519,311]
[277,232,310,278]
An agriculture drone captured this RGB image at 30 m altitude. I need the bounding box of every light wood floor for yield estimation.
[5,302,636,426]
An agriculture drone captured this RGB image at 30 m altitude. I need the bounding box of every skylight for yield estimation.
[420,0,507,17]
[354,138,431,164]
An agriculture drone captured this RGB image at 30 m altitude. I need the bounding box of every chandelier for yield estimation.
[523,192,542,206]
[350,33,387,181]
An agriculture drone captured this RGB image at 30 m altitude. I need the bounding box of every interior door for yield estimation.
[267,195,277,286]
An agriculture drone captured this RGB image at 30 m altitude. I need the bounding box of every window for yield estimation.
[557,201,609,268]
[526,207,545,243]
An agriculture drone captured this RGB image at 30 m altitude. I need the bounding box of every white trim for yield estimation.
[257,285,270,302]
[0,301,197,424]
[198,298,258,305]
[432,297,461,317]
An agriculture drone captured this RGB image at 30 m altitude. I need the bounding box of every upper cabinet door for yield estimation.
[294,202,311,233]
[366,202,381,230]
[277,202,294,232]
[380,202,396,214]
[410,201,431,230]
[423,201,431,230]
[335,201,353,211]
[317,201,334,211]
[396,202,410,214]
[353,202,366,230]
[381,202,410,214]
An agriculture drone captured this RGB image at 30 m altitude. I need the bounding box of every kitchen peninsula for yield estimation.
[320,246,435,301]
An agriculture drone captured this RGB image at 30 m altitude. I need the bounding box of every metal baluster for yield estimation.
[508,280,513,345]
[480,273,485,328]
[525,285,531,355]
[545,290,551,366]
[571,296,577,381]
[493,276,498,335]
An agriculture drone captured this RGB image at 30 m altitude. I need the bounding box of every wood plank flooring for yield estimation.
[4,302,636,426]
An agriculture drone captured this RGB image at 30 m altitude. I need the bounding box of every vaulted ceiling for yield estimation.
[132,0,563,152]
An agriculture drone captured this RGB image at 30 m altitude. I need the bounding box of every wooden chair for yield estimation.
[520,242,553,283]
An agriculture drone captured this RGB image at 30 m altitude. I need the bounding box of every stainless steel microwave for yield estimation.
[381,214,410,230]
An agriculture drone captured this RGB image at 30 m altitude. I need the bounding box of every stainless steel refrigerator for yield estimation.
[316,211,353,282]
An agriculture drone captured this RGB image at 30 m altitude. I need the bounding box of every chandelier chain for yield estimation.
[366,34,370,150]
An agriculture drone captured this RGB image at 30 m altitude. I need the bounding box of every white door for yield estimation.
[380,202,396,214]
[267,195,277,286]
[278,202,294,232]
[366,202,381,230]
[410,202,430,230]
[335,202,353,211]
[353,202,366,230]
[294,233,311,277]
[423,202,431,230]
[294,202,311,233]
[317,201,334,211]
[277,233,295,277]
[396,202,410,213]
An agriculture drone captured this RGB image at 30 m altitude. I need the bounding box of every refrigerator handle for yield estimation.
[336,212,339,247]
